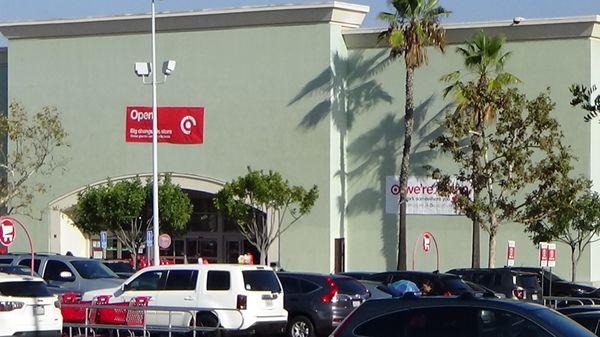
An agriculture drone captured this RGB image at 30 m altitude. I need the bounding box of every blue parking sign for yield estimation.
[100,231,107,250]
[147,230,153,246]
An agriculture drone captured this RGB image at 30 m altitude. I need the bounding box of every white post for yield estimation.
[151,0,160,266]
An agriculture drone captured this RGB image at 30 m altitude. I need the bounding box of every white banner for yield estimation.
[385,176,469,215]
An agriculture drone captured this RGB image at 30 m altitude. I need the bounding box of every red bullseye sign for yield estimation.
[158,234,172,249]
[0,219,15,247]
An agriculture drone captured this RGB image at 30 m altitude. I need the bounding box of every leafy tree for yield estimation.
[431,85,575,267]
[570,84,600,122]
[521,177,594,281]
[70,174,192,268]
[439,31,519,268]
[378,0,450,270]
[214,168,318,265]
[0,102,68,215]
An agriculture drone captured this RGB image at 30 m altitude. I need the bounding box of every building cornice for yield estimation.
[343,15,600,49]
[0,2,369,40]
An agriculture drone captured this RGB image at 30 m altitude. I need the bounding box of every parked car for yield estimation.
[4,253,123,294]
[0,264,40,277]
[365,271,474,296]
[0,272,63,337]
[447,267,542,302]
[277,272,369,337]
[336,272,376,280]
[558,305,600,316]
[511,266,597,297]
[562,311,600,336]
[330,295,596,337]
[103,260,135,279]
[463,280,505,298]
[82,264,287,334]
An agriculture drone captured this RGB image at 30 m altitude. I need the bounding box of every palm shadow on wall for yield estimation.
[289,50,393,240]
[346,97,450,270]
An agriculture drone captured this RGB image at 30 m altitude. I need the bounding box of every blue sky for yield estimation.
[0,0,599,45]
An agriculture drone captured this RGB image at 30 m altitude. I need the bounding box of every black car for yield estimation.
[448,267,542,302]
[557,305,600,316]
[330,295,596,337]
[563,311,600,336]
[278,272,369,337]
[511,266,596,297]
[365,271,473,296]
[102,260,135,279]
[337,272,376,280]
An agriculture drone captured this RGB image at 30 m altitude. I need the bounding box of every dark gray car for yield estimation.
[2,253,124,294]
[278,272,369,337]
[331,295,595,337]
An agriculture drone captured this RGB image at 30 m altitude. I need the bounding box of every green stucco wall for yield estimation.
[345,38,593,281]
[7,23,338,272]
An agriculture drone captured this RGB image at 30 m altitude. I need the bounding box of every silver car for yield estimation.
[1,253,124,294]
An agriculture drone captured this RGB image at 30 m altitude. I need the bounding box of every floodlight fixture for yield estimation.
[162,60,176,76]
[134,62,152,77]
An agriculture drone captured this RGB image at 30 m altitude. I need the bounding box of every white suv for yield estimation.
[0,273,63,337]
[83,264,287,334]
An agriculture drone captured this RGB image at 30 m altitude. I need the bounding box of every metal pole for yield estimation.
[151,0,160,266]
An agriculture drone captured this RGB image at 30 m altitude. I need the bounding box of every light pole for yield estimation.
[134,0,176,266]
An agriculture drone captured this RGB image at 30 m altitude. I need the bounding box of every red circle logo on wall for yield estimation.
[0,219,16,247]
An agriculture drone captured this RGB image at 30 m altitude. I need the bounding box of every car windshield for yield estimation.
[545,272,565,282]
[242,270,281,292]
[336,278,368,295]
[71,260,119,279]
[534,308,597,336]
[518,275,539,289]
[105,262,134,273]
[442,277,472,292]
[0,281,52,297]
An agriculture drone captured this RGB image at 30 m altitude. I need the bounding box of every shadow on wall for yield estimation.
[288,50,393,243]
[346,97,451,270]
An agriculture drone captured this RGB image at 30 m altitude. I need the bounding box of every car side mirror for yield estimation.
[60,271,76,282]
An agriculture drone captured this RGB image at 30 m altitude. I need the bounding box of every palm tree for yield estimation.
[378,0,449,270]
[441,31,519,268]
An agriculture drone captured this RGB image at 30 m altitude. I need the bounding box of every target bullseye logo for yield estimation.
[180,116,197,135]
[390,184,401,195]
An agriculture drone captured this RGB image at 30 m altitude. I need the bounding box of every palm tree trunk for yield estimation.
[397,66,415,271]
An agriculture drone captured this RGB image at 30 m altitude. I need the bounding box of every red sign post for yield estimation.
[0,219,15,247]
[126,106,204,144]
[548,243,557,268]
[422,233,431,253]
[506,241,515,266]
[0,216,35,276]
[539,242,549,267]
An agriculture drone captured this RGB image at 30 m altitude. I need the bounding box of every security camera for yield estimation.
[162,60,176,76]
[513,17,525,24]
[134,62,151,76]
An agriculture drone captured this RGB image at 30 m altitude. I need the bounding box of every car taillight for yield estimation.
[321,277,339,303]
[237,295,247,310]
[442,291,452,296]
[0,301,24,311]
[513,289,525,299]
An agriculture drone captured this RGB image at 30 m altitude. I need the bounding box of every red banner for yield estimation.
[126,106,204,144]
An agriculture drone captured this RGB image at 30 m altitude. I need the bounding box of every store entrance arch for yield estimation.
[48,173,259,263]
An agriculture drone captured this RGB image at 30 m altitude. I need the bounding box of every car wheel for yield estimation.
[288,316,315,337]
[193,312,221,337]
